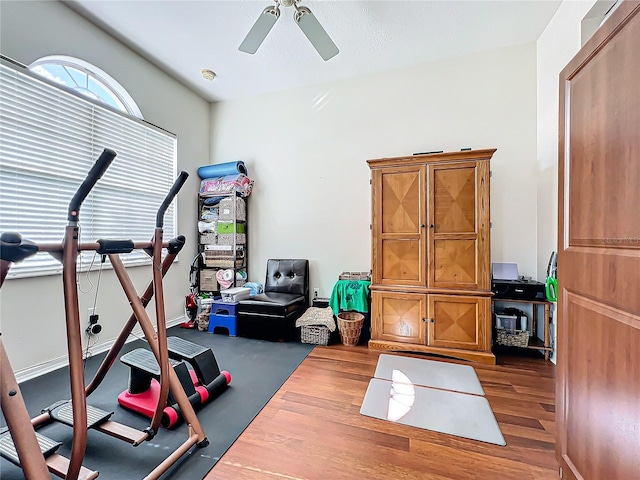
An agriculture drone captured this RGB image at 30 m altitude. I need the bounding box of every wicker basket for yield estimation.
[338,271,371,281]
[337,311,365,346]
[495,328,530,347]
[300,325,330,346]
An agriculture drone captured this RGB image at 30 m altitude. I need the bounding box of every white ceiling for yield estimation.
[64,0,562,103]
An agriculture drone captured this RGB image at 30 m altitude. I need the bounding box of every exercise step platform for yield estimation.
[119,340,230,428]
[167,336,221,385]
[49,402,113,429]
[120,347,197,397]
[0,429,61,466]
[120,348,182,379]
[119,346,206,429]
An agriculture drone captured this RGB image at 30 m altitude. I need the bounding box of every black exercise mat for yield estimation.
[0,326,313,479]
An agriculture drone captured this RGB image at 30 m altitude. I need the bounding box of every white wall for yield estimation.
[0,1,210,377]
[210,43,539,298]
[536,0,598,362]
[536,0,597,280]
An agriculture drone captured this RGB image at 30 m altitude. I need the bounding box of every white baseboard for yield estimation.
[15,315,186,383]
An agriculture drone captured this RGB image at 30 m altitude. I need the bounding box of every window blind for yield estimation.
[0,60,178,278]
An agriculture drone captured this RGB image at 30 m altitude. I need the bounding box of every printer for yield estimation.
[491,263,546,301]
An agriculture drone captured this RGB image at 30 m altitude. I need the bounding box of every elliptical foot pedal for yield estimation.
[50,402,113,429]
[0,430,62,466]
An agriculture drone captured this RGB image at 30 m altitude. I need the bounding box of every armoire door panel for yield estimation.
[381,239,421,284]
[433,238,477,286]
[381,171,422,234]
[429,162,486,289]
[428,295,489,351]
[372,166,426,286]
[432,165,476,234]
[371,291,426,345]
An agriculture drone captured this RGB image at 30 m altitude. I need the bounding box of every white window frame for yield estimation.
[29,55,144,119]
[0,55,178,279]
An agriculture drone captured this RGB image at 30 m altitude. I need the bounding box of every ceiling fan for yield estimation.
[239,0,339,61]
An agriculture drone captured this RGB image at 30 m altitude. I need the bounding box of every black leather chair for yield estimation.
[236,259,309,341]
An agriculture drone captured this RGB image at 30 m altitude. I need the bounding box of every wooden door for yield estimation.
[370,291,427,344]
[371,166,426,286]
[557,3,640,480]
[427,294,490,351]
[428,161,490,290]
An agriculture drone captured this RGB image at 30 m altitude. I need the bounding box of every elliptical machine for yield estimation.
[0,148,220,480]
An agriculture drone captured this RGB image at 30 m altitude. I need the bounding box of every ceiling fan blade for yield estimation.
[294,6,339,61]
[239,5,280,54]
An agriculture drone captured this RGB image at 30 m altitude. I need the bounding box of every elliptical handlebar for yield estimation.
[68,148,117,223]
[156,171,189,228]
[0,232,38,263]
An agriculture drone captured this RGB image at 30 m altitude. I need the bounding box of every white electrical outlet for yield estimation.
[313,288,319,299]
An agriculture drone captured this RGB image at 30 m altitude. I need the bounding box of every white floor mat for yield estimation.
[374,353,485,395]
[360,377,506,446]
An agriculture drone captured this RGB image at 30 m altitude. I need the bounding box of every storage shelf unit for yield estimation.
[491,298,553,360]
[197,192,247,294]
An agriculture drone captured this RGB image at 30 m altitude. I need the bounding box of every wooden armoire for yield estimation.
[367,149,495,364]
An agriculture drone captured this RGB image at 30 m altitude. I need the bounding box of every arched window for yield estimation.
[29,55,143,118]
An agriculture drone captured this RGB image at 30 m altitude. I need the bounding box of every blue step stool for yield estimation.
[208,301,238,336]
[210,300,238,316]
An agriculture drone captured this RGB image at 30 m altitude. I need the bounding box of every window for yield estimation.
[30,55,143,118]
[0,55,178,278]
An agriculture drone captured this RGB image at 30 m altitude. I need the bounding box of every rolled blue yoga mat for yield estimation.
[198,161,247,179]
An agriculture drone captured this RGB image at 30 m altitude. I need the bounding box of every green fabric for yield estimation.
[329,279,371,315]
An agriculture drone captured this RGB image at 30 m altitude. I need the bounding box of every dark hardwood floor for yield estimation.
[205,345,557,480]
